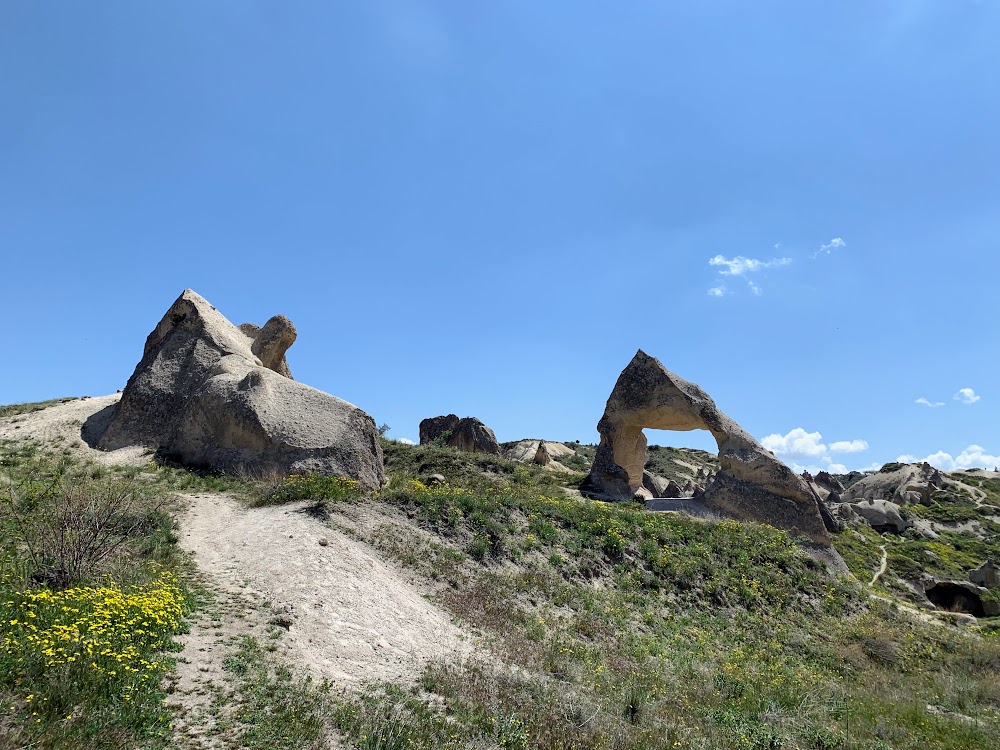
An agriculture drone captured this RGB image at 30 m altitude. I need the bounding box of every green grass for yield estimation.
[220,635,335,749]
[0,439,194,749]
[3,401,999,749]
[0,397,79,419]
[644,444,719,485]
[381,438,580,496]
[345,471,1000,749]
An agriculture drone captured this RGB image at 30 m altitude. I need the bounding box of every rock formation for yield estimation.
[419,414,501,455]
[848,498,912,534]
[94,290,385,489]
[533,441,551,466]
[503,439,577,473]
[840,462,947,505]
[581,350,832,545]
[917,576,999,618]
[969,559,999,590]
[238,318,295,379]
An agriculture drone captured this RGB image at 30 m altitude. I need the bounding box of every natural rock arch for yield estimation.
[581,350,834,545]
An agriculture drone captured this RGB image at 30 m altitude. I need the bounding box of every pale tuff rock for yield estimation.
[581,350,833,546]
[94,289,385,489]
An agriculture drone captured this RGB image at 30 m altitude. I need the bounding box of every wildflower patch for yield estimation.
[1,571,186,723]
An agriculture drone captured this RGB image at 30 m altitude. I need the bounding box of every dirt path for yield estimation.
[175,492,468,669]
[869,545,888,587]
[167,492,472,746]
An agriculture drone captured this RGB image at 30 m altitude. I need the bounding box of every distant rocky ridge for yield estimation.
[92,289,385,489]
[502,439,578,473]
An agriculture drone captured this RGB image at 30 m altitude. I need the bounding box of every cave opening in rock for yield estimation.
[925,582,986,617]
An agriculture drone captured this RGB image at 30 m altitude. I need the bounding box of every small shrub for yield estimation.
[264,474,361,505]
[1,473,163,587]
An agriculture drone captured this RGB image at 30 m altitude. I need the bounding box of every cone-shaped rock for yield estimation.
[95,289,385,489]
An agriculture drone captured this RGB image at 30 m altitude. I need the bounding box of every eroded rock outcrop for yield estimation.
[94,290,385,489]
[581,350,832,545]
[504,439,577,473]
[841,462,946,505]
[419,414,501,455]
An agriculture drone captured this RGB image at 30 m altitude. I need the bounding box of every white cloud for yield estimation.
[707,286,726,297]
[814,237,846,257]
[762,428,827,457]
[747,280,762,295]
[896,445,1000,471]
[915,397,945,408]
[396,437,416,445]
[709,255,792,276]
[762,427,871,473]
[830,439,869,453]
[954,387,980,405]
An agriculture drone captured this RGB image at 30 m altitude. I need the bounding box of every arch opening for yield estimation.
[925,582,986,617]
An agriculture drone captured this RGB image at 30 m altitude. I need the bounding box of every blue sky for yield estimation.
[2,1,998,472]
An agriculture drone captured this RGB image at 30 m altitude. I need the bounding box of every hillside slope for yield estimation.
[1,397,998,749]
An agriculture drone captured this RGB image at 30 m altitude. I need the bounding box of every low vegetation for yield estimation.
[2,400,999,749]
[0,440,191,748]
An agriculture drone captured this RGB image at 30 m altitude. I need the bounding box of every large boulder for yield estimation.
[969,559,999,589]
[841,462,945,505]
[847,498,912,534]
[419,414,501,455]
[95,290,385,489]
[581,350,832,545]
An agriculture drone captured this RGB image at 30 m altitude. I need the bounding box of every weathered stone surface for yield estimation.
[419,415,460,445]
[533,441,552,466]
[847,498,912,534]
[250,315,296,379]
[581,350,832,545]
[95,290,385,489]
[919,576,998,617]
[841,462,945,505]
[419,414,501,455]
[815,471,845,495]
[503,439,576,473]
[969,559,999,589]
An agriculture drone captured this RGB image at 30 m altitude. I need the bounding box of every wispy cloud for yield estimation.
[709,255,792,276]
[915,397,945,408]
[813,237,846,258]
[707,253,791,297]
[954,387,981,405]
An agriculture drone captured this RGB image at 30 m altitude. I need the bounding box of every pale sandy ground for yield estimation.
[1,397,472,748]
[175,492,469,686]
[0,393,149,466]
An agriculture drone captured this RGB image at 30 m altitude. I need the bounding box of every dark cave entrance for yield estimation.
[925,582,985,617]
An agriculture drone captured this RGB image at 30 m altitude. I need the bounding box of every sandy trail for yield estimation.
[869,545,888,587]
[175,493,469,685]
[2,397,471,746]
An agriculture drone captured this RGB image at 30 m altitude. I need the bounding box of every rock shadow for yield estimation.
[81,403,117,448]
